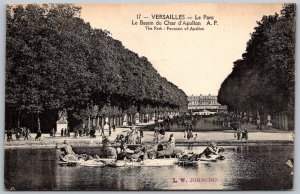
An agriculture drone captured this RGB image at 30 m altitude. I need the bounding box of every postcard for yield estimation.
[4,3,295,190]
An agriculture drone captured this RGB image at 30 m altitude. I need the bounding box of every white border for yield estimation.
[0,0,298,194]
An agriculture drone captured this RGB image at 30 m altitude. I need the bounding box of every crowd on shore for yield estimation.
[216,112,266,130]
[6,127,32,142]
[5,113,271,143]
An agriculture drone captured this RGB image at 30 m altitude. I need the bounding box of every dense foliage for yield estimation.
[218,4,295,118]
[6,4,188,131]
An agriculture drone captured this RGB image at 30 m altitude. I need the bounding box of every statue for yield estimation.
[58,109,68,121]
[135,113,140,124]
[267,115,272,126]
[123,114,128,126]
[57,110,68,134]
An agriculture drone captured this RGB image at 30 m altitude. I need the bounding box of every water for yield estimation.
[5,145,294,190]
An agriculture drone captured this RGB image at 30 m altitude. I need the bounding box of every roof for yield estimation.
[56,117,68,124]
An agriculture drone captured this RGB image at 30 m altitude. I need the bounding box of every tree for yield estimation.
[6,4,188,131]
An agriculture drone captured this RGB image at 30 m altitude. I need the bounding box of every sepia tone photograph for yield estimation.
[4,3,295,191]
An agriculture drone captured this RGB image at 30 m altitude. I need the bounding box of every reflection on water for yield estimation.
[5,145,293,190]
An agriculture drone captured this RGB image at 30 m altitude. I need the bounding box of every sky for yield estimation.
[79,3,283,96]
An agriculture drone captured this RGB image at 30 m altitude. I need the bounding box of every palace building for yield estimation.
[188,94,227,114]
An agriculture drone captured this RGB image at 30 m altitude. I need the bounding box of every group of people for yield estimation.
[94,123,116,138]
[114,126,143,145]
[180,142,225,163]
[50,128,57,137]
[57,130,178,164]
[218,112,264,130]
[73,127,93,138]
[184,130,197,140]
[55,123,117,139]
[234,128,248,140]
[6,127,31,142]
[49,127,70,137]
[153,124,165,143]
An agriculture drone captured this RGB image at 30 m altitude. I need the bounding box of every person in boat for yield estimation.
[102,136,117,159]
[127,127,139,144]
[159,124,165,139]
[153,129,160,143]
[114,134,121,144]
[168,133,176,148]
[117,141,142,161]
[57,140,101,163]
[199,142,224,159]
[180,142,224,162]
[56,140,79,162]
[57,140,77,156]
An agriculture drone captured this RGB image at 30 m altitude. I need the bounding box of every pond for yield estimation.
[4,145,293,190]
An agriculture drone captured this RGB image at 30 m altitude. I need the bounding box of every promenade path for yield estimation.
[4,125,294,148]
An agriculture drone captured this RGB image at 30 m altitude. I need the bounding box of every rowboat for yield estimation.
[176,155,225,166]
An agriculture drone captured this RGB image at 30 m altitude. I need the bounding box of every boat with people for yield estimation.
[57,153,105,167]
[56,133,226,168]
[176,142,226,166]
[56,137,182,168]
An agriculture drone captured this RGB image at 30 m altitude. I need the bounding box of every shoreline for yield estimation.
[4,128,294,149]
[4,139,294,149]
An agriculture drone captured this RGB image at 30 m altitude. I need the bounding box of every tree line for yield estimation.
[217,4,295,126]
[6,4,188,131]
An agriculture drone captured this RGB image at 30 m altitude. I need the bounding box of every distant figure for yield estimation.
[67,128,71,137]
[140,128,144,138]
[85,128,90,136]
[74,129,78,138]
[159,126,165,139]
[35,130,42,141]
[184,130,187,138]
[15,131,21,140]
[245,129,248,140]
[90,128,96,138]
[7,130,13,142]
[194,133,198,140]
[112,124,116,132]
[51,128,55,137]
[168,133,176,148]
[104,123,110,134]
[100,126,105,136]
[241,129,248,140]
[188,130,193,140]
[257,117,262,130]
[61,128,63,137]
[153,130,160,143]
[24,128,30,140]
[237,128,242,140]
[154,125,159,133]
[108,126,111,136]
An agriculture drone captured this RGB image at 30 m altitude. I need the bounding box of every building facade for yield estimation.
[188,94,227,113]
